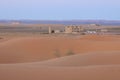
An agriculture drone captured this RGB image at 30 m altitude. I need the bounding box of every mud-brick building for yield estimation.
[65,25,83,33]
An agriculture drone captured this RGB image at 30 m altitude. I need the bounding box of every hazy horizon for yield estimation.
[0,0,120,20]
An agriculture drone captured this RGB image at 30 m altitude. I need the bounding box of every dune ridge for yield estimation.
[0,35,120,80]
[0,35,120,63]
[1,56,120,80]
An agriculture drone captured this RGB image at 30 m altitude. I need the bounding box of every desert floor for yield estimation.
[0,34,120,80]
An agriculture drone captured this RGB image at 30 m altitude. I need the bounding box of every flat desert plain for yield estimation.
[0,35,120,80]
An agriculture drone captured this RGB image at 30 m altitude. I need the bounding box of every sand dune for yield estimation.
[0,35,120,63]
[1,52,120,80]
[2,51,120,66]
[0,35,120,80]
[0,64,120,80]
[36,51,120,67]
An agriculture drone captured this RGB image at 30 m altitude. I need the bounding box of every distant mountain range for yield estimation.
[0,20,120,25]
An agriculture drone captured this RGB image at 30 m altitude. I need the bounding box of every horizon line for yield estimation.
[0,19,120,21]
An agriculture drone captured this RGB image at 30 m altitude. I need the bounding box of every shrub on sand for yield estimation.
[66,50,75,56]
[54,49,61,57]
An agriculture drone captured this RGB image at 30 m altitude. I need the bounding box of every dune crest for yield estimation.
[0,35,120,63]
[0,35,120,80]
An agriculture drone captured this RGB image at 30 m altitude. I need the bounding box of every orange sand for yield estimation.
[0,35,120,80]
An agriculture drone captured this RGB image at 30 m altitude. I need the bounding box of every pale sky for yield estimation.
[0,0,120,20]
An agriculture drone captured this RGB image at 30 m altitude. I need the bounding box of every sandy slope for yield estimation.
[1,65,120,80]
[0,35,120,80]
[1,52,120,80]
[36,51,120,67]
[0,35,120,63]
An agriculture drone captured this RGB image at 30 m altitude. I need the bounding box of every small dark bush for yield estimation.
[54,50,61,57]
[66,50,75,56]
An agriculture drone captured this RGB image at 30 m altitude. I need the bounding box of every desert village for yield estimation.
[0,23,119,36]
[48,24,119,35]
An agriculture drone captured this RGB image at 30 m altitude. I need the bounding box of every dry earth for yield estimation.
[0,35,120,80]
